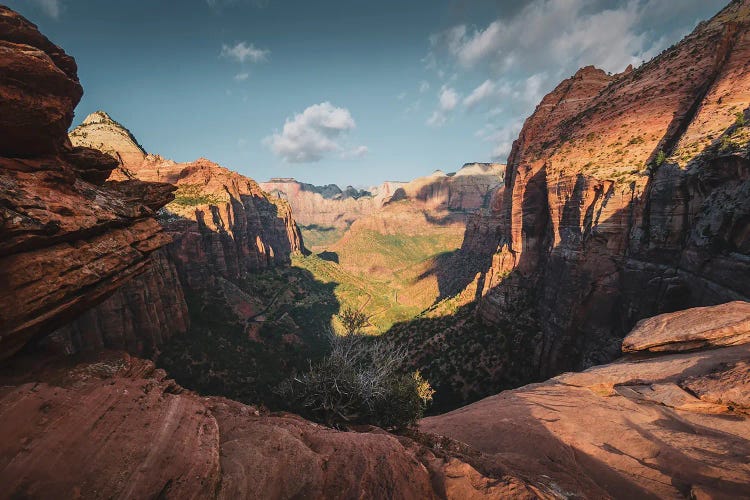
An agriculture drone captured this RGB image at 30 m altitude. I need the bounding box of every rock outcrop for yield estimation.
[69,115,305,279]
[48,250,189,356]
[421,302,750,499]
[452,0,750,379]
[0,7,81,156]
[60,113,305,355]
[0,6,175,360]
[260,163,504,249]
[0,351,548,499]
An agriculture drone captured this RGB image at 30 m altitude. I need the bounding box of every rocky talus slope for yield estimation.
[0,6,176,359]
[422,301,750,499]
[440,0,750,381]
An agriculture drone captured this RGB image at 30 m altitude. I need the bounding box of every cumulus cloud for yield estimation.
[427,86,460,127]
[234,72,250,81]
[264,102,363,163]
[221,42,269,64]
[31,0,62,18]
[425,0,723,160]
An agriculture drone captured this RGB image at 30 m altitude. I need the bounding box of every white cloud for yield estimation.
[341,145,369,159]
[397,92,407,101]
[234,72,250,81]
[427,85,460,127]
[221,42,269,64]
[475,119,524,162]
[433,0,654,75]
[31,0,61,18]
[439,86,459,111]
[419,81,430,93]
[424,0,725,158]
[426,111,446,127]
[264,102,362,163]
[463,80,496,110]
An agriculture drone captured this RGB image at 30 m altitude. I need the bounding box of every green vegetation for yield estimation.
[157,265,338,405]
[655,149,666,167]
[735,111,746,128]
[276,332,434,429]
[170,183,223,207]
[385,290,543,413]
[299,224,348,249]
[338,306,368,334]
[627,135,645,145]
[293,254,423,334]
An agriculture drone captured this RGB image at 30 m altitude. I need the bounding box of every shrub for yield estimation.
[338,306,368,334]
[171,184,222,207]
[655,149,666,167]
[276,332,434,429]
[735,112,746,128]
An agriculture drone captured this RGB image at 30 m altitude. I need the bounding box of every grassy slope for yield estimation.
[293,210,465,333]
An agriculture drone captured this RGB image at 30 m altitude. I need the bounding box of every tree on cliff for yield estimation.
[338,307,368,334]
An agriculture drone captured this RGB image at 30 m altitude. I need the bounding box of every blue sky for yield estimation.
[7,0,727,186]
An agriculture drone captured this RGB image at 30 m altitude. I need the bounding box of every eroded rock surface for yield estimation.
[422,304,750,499]
[622,300,750,353]
[0,7,174,359]
[0,352,550,500]
[443,0,750,384]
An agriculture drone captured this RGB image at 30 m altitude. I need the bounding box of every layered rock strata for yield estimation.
[454,0,750,378]
[422,301,750,499]
[0,6,176,359]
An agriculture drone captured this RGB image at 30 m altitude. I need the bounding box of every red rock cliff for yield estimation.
[455,0,750,379]
[0,7,176,359]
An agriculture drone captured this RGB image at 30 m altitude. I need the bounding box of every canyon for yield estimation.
[389,0,750,411]
[0,1,749,499]
[261,164,504,331]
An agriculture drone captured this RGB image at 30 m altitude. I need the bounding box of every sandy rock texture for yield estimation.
[422,302,750,499]
[449,0,750,380]
[0,351,551,500]
[0,6,175,359]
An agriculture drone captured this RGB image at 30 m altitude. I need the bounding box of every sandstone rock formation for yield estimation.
[0,350,550,499]
[69,115,305,279]
[60,113,305,354]
[622,300,750,353]
[0,7,81,156]
[450,0,750,380]
[422,302,750,499]
[48,250,189,356]
[260,163,504,249]
[0,6,175,360]
[68,110,147,174]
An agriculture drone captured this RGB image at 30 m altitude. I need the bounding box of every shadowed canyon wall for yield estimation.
[0,7,175,359]
[458,0,750,378]
[53,112,306,355]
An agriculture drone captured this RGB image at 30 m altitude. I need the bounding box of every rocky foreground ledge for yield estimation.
[0,302,747,499]
[422,301,750,499]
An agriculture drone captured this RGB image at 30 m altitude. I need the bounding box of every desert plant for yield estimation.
[338,306,368,334]
[276,332,434,429]
[735,111,746,128]
[655,149,666,167]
